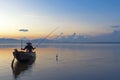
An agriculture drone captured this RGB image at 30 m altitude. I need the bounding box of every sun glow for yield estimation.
[0,0,119,39]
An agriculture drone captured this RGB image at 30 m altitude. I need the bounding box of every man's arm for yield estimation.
[21,46,27,50]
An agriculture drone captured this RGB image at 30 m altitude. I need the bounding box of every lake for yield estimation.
[0,43,120,80]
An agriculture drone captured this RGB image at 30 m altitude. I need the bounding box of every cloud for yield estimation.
[19,29,29,32]
[111,25,120,28]
[52,30,120,42]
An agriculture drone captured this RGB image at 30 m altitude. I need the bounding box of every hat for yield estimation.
[26,42,32,44]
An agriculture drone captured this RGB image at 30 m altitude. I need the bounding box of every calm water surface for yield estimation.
[0,43,120,80]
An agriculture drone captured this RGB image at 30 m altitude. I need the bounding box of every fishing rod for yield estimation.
[21,40,23,50]
[35,27,59,48]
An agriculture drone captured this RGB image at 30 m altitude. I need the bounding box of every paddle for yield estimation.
[11,56,15,70]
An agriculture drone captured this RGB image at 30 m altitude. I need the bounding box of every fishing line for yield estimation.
[35,27,59,48]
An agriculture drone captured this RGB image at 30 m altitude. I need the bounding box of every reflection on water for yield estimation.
[0,43,120,80]
[11,58,36,80]
[56,54,59,62]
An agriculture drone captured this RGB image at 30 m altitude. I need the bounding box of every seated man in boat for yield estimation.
[22,42,36,52]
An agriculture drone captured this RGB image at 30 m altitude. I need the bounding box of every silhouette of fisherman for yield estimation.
[22,42,35,52]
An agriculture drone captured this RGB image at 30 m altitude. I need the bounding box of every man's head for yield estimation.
[26,42,32,45]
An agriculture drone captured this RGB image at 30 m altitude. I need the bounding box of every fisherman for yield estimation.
[22,42,36,52]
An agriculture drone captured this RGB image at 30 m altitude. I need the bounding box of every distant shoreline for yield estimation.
[1,38,120,44]
[1,42,120,44]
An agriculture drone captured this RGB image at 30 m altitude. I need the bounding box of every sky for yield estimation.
[0,0,120,39]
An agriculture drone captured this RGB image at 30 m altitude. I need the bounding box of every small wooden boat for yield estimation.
[13,49,36,62]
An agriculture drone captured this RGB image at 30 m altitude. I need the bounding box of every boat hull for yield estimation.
[13,50,36,63]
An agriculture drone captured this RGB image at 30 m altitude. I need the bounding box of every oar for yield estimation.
[11,56,15,70]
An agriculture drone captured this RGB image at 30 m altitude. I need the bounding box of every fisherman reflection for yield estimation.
[22,42,36,52]
[11,61,34,79]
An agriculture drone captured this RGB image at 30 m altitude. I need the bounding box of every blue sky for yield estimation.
[0,0,120,38]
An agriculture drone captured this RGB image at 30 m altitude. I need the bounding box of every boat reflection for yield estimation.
[11,58,35,79]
